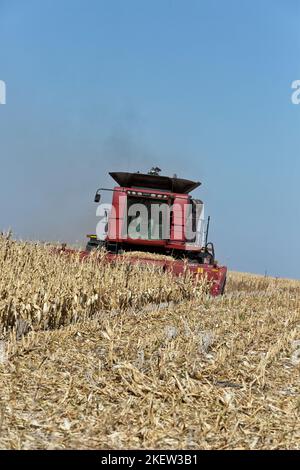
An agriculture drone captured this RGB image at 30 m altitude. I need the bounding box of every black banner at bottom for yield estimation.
[0,449,298,465]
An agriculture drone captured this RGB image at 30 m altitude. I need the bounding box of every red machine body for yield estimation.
[85,169,227,296]
[107,186,196,251]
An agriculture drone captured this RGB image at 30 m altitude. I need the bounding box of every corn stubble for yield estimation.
[0,235,299,449]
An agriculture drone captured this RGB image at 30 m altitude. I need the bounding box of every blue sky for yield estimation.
[0,0,299,277]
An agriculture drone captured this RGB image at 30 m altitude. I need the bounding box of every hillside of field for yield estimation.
[0,236,299,449]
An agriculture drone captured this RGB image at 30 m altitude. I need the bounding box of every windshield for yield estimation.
[126,196,170,240]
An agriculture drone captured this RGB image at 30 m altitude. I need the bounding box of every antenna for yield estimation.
[205,216,210,246]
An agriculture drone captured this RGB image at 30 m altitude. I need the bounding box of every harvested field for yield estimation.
[0,236,299,449]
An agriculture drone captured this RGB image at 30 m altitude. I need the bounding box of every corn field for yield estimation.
[0,235,300,449]
[0,236,207,334]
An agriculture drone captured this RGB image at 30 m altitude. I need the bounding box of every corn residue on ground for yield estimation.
[0,236,299,449]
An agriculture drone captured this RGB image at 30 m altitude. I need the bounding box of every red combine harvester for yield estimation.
[84,168,227,296]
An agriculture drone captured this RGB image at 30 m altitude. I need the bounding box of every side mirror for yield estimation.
[94,193,101,203]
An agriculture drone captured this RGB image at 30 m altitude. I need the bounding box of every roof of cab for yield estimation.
[109,171,201,194]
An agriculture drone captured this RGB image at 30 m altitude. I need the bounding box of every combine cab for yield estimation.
[85,168,227,296]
